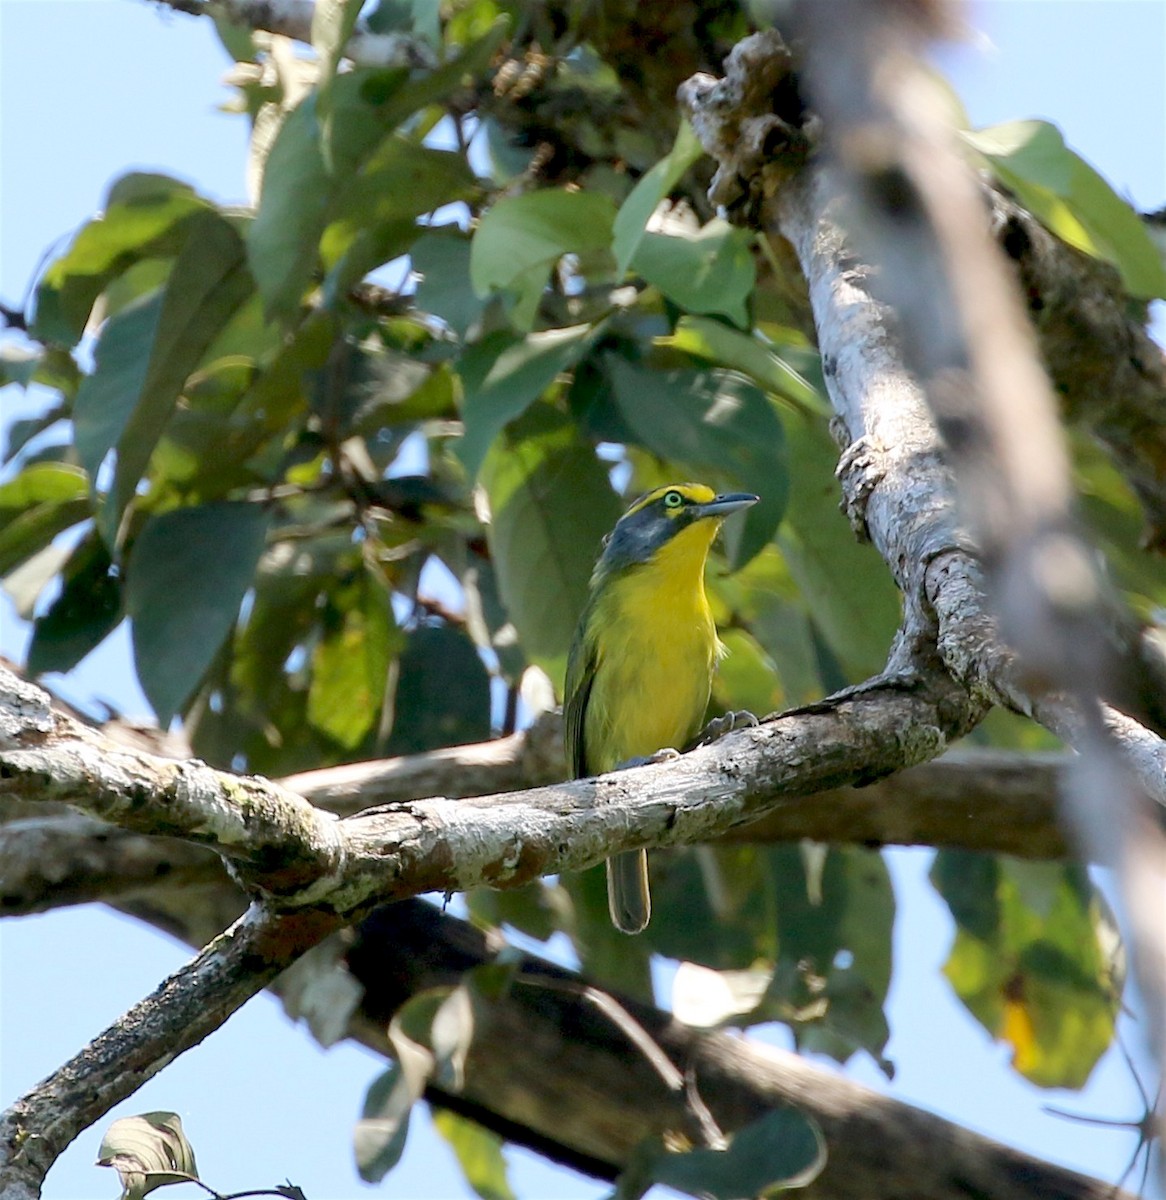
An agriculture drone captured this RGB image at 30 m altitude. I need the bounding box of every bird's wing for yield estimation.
[562,622,598,779]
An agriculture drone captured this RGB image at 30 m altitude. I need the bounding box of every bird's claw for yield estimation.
[696,710,759,746]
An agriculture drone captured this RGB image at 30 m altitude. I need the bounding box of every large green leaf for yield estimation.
[605,355,787,569]
[126,502,270,724]
[630,219,755,327]
[480,403,622,668]
[0,462,90,577]
[412,227,487,337]
[107,211,253,538]
[456,325,594,479]
[34,174,210,344]
[931,852,1121,1088]
[963,120,1166,299]
[470,190,616,330]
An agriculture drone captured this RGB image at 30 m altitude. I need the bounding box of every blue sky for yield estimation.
[1,2,1163,1198]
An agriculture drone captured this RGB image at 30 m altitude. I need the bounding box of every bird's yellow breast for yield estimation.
[581,520,720,773]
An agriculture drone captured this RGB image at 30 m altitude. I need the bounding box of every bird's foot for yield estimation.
[694,710,758,747]
[616,748,682,770]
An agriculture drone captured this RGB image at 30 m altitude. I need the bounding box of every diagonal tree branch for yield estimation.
[0,901,347,1200]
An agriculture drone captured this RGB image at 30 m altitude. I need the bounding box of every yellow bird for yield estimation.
[563,483,759,934]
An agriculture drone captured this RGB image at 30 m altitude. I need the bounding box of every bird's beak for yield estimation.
[691,492,759,519]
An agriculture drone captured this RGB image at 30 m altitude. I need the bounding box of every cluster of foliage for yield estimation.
[3,1,1162,1194]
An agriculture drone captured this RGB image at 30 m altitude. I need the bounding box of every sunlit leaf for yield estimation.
[963,120,1166,299]
[308,565,401,749]
[34,174,209,344]
[660,315,824,412]
[612,119,704,275]
[432,1109,517,1200]
[470,190,616,330]
[0,462,90,577]
[931,853,1122,1088]
[97,1111,199,1200]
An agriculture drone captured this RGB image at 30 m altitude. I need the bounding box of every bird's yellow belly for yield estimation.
[584,581,716,773]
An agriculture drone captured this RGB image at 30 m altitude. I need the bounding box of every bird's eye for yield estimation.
[663,490,684,509]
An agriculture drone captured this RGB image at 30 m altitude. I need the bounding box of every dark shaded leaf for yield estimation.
[480,403,622,667]
[386,624,491,753]
[27,531,123,675]
[412,227,486,337]
[355,1064,416,1183]
[606,355,787,568]
[126,502,270,724]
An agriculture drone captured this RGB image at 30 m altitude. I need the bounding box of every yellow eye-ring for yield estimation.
[663,490,684,509]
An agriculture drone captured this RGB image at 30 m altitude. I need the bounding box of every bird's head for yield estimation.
[597,483,759,577]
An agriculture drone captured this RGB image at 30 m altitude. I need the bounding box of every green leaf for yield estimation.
[432,1110,517,1200]
[308,565,401,749]
[354,1064,417,1183]
[96,1111,199,1200]
[106,211,253,538]
[605,356,787,568]
[126,502,270,724]
[413,226,486,337]
[713,628,782,717]
[250,25,507,317]
[661,315,825,412]
[26,532,123,675]
[0,462,90,577]
[34,174,209,344]
[963,120,1166,299]
[775,413,900,677]
[931,852,1122,1088]
[631,219,755,327]
[612,119,704,275]
[470,190,616,329]
[457,324,594,479]
[646,1107,825,1199]
[386,624,491,753]
[480,403,622,665]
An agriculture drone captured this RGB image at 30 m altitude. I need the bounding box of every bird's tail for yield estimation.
[606,850,651,934]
